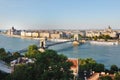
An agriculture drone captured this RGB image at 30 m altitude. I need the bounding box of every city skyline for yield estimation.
[0,0,120,29]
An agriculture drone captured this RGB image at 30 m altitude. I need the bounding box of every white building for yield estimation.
[21,31,26,37]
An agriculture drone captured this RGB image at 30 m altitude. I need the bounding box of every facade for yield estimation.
[102,26,117,38]
[32,32,39,38]
[50,33,61,39]
[79,31,86,37]
[85,26,117,38]
[7,27,21,35]
[21,30,26,37]
[86,31,101,37]
[40,32,50,38]
[25,32,32,37]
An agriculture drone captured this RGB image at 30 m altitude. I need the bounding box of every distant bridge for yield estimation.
[16,34,83,53]
[17,40,74,53]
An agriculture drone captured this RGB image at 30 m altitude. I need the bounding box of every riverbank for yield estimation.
[1,34,38,40]
[2,33,72,42]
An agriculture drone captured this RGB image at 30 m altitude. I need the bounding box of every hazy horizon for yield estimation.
[0,0,120,30]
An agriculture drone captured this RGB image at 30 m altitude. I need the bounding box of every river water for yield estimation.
[0,34,120,68]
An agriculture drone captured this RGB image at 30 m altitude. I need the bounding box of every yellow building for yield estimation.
[50,33,61,39]
[40,32,50,38]
[25,32,32,37]
[32,32,39,38]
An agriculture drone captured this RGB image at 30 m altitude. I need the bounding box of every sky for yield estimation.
[0,0,120,30]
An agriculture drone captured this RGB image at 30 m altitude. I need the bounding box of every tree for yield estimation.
[12,52,21,59]
[93,63,105,72]
[93,36,98,41]
[10,64,35,80]
[98,35,112,41]
[10,49,74,80]
[110,65,118,74]
[114,72,120,80]
[79,58,96,65]
[103,35,111,41]
[0,70,9,80]
[25,45,40,57]
[0,48,22,63]
[78,58,105,79]
[99,76,112,80]
[0,48,7,60]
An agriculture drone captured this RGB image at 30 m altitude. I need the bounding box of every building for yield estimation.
[10,57,35,72]
[32,32,39,38]
[79,31,86,37]
[21,30,26,37]
[85,26,117,38]
[102,26,117,38]
[86,31,101,37]
[39,32,50,38]
[50,33,61,39]
[7,27,21,35]
[25,32,32,37]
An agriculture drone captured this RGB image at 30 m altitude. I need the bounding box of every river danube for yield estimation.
[0,34,120,68]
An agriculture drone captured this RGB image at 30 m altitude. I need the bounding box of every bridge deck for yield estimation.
[16,40,73,53]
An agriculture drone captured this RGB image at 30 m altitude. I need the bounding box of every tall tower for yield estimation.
[74,34,79,41]
[73,34,79,46]
[40,38,46,48]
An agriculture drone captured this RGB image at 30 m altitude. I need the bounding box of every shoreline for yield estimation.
[1,34,71,42]
[1,34,39,40]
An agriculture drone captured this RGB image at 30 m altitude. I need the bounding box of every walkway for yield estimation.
[0,60,11,73]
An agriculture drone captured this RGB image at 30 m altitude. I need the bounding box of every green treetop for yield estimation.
[9,48,74,80]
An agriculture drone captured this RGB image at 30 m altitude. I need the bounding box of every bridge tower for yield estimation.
[39,38,46,52]
[74,34,79,41]
[73,34,79,46]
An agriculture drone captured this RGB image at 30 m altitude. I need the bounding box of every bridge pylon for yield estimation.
[73,34,79,46]
[39,38,46,52]
[74,34,79,41]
